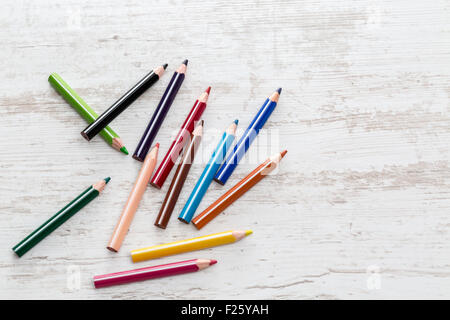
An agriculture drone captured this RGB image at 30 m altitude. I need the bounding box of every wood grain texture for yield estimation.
[1,0,449,299]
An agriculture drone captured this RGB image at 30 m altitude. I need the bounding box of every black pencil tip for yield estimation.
[182,59,188,66]
[276,88,282,94]
[163,63,168,70]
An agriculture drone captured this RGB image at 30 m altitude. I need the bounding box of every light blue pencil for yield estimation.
[178,120,238,224]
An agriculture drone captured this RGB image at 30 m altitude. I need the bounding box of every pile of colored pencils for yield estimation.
[12,59,288,289]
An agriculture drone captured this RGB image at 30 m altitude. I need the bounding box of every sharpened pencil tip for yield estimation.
[205,86,211,94]
[104,177,111,184]
[234,119,239,125]
[200,119,204,126]
[182,59,188,65]
[120,146,129,155]
[245,230,253,236]
[163,63,168,70]
[276,87,282,94]
[210,259,217,265]
[281,150,288,158]
[155,143,160,148]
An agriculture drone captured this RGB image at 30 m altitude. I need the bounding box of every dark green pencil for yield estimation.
[12,177,111,257]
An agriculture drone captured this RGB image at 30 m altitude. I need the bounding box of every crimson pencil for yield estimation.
[93,259,217,288]
[150,87,210,189]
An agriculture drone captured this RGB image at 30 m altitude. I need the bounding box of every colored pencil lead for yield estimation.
[120,146,129,155]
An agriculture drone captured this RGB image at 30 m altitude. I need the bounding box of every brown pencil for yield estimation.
[154,121,204,229]
[107,144,159,252]
[192,150,287,229]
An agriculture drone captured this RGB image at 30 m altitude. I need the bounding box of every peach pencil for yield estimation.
[107,144,159,252]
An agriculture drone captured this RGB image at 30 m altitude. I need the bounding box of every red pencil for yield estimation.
[93,259,217,288]
[150,87,210,189]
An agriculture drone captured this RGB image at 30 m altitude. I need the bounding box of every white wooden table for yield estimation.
[1,0,449,299]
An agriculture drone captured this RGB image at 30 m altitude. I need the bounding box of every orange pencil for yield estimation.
[107,144,159,252]
[192,150,287,229]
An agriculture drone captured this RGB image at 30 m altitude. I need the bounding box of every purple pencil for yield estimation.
[93,259,216,288]
[133,60,188,162]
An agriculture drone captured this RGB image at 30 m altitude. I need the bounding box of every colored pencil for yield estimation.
[178,120,238,224]
[12,177,111,257]
[48,73,128,155]
[81,64,167,141]
[154,121,204,229]
[150,87,210,188]
[93,259,217,288]
[107,144,159,252]
[133,60,188,162]
[214,88,282,185]
[193,150,287,229]
[131,230,252,262]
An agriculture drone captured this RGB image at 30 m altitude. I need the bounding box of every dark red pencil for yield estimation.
[150,87,210,189]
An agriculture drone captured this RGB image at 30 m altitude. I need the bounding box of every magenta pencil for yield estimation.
[93,259,217,288]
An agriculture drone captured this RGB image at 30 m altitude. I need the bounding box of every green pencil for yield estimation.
[12,177,111,257]
[48,73,128,155]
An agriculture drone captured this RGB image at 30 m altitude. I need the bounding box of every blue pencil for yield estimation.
[214,88,281,185]
[178,120,238,223]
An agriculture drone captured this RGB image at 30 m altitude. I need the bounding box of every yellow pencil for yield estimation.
[131,230,252,262]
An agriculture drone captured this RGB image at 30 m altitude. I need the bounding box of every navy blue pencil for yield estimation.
[133,60,188,162]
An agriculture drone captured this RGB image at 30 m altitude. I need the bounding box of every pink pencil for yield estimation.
[93,259,217,288]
